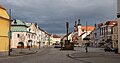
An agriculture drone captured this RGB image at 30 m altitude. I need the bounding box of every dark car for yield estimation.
[104,47,115,52]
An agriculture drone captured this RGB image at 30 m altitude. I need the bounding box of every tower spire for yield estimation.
[74,21,77,27]
[74,21,78,32]
[78,18,81,26]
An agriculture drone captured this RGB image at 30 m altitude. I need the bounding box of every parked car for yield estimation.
[54,45,61,48]
[104,46,115,52]
[74,45,81,47]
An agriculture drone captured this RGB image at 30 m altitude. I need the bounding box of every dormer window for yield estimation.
[14,19,17,24]
[29,29,31,31]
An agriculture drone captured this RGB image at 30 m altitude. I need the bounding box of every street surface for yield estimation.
[0,47,120,63]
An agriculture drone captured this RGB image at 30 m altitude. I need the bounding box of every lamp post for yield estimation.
[85,21,88,53]
[8,9,12,56]
[65,21,69,48]
[38,35,41,49]
[28,29,31,50]
[48,36,50,46]
[66,22,69,41]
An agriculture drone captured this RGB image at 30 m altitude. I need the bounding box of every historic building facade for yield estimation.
[11,20,28,48]
[73,19,95,46]
[112,23,118,49]
[11,20,51,48]
[0,5,10,52]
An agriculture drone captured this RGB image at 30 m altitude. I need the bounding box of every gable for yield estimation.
[0,5,10,19]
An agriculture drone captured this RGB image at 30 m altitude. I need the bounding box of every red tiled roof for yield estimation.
[105,21,117,25]
[98,23,103,27]
[80,26,95,31]
[53,34,60,38]
[98,21,117,27]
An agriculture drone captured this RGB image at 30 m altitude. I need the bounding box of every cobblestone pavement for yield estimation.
[0,47,120,63]
[0,47,80,63]
[68,47,120,63]
[10,48,38,56]
[0,48,38,58]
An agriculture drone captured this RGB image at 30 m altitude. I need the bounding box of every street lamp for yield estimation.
[38,35,41,49]
[8,9,12,56]
[48,36,50,46]
[85,21,88,53]
[28,29,31,50]
[66,22,69,41]
[65,21,69,48]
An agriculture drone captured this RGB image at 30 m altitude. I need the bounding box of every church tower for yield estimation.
[74,21,78,32]
[77,18,82,36]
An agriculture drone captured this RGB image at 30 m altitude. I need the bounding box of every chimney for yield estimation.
[13,19,17,25]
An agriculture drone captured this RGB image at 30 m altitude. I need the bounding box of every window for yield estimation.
[114,35,116,39]
[103,27,105,35]
[17,34,20,38]
[94,33,97,37]
[28,34,30,38]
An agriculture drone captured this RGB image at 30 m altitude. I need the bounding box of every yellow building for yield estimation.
[0,5,10,52]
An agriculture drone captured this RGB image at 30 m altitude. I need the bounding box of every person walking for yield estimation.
[85,44,88,53]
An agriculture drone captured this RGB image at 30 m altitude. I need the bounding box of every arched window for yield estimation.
[17,34,20,38]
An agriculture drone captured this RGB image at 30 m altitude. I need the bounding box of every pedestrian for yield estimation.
[85,46,88,53]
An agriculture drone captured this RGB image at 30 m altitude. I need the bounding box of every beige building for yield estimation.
[99,21,117,47]
[50,34,61,45]
[112,23,118,48]
[117,0,120,53]
[118,18,120,53]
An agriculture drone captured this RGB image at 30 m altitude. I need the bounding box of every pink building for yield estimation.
[11,20,28,48]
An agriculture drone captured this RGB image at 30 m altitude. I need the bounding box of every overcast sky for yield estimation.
[0,0,117,34]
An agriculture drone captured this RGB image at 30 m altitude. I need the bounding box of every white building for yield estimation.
[50,34,61,45]
[62,32,74,43]
[26,23,38,48]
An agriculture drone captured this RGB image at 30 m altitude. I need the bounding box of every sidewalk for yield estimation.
[67,47,120,63]
[0,48,38,58]
[68,47,120,58]
[10,48,38,56]
[68,51,120,59]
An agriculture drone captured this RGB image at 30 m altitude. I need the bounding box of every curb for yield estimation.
[67,54,75,58]
[10,51,38,57]
[67,54,93,63]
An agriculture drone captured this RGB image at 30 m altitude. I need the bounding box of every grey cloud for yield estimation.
[0,0,117,34]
